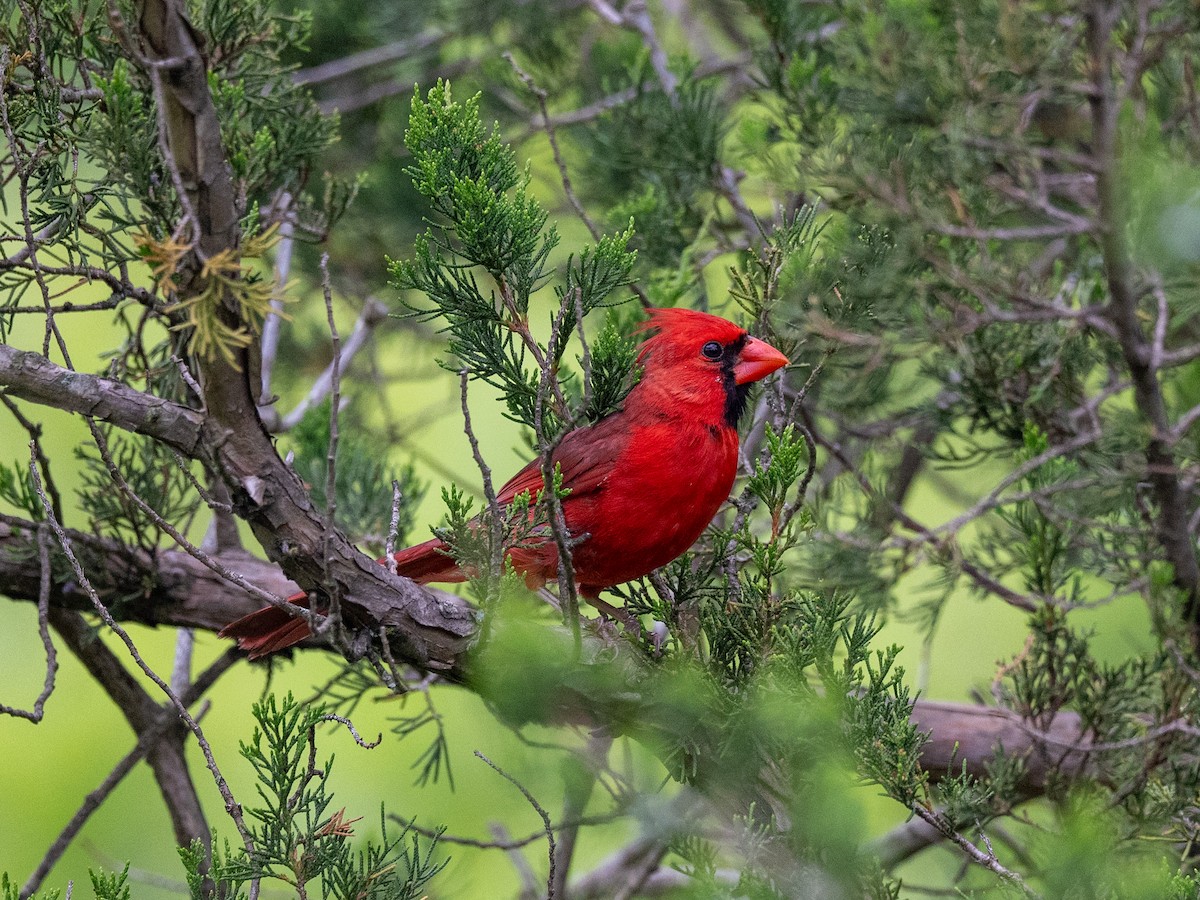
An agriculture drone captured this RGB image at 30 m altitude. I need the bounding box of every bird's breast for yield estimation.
[564,419,739,588]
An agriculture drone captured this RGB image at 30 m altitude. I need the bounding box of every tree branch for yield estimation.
[1086,0,1200,626]
[0,517,1088,802]
[126,0,478,675]
[0,344,208,456]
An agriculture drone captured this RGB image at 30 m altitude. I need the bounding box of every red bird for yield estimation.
[222,307,788,657]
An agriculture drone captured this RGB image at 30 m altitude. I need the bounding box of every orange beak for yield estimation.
[733,335,789,385]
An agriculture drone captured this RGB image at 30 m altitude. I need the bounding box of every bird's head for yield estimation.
[634,307,789,427]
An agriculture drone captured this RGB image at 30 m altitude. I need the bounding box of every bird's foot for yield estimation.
[587,595,646,640]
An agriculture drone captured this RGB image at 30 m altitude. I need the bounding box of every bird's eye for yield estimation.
[701,341,723,360]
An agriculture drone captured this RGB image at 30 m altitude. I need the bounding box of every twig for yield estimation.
[171,356,203,402]
[475,751,558,900]
[27,449,256,856]
[1,394,63,521]
[506,54,602,242]
[0,522,57,722]
[170,628,194,696]
[587,0,677,97]
[293,31,447,85]
[928,220,1092,241]
[258,192,294,406]
[535,290,588,651]
[811,427,1042,612]
[404,813,621,851]
[276,297,389,431]
[318,253,344,645]
[776,422,817,535]
[385,478,404,577]
[909,806,1041,897]
[458,369,505,604]
[503,56,654,310]
[869,812,947,869]
[914,429,1102,543]
[319,713,383,749]
[20,651,238,899]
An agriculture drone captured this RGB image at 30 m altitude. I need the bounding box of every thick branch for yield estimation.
[0,518,1087,800]
[0,305,475,676]
[0,344,208,457]
[910,700,1088,793]
[127,0,478,675]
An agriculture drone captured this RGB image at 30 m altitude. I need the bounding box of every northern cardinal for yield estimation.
[221,307,788,657]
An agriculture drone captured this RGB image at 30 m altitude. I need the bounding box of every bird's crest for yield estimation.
[635,307,747,367]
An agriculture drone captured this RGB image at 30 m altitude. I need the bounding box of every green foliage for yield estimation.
[585,76,724,268]
[578,310,641,422]
[747,423,812,535]
[215,693,446,898]
[287,401,426,556]
[1,874,55,900]
[987,425,1090,599]
[0,867,135,900]
[1167,870,1200,900]
[389,81,637,434]
[0,461,42,521]
[75,430,202,553]
[87,865,130,900]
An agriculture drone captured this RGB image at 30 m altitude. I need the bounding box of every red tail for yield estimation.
[220,538,463,658]
[388,537,465,585]
[219,592,313,659]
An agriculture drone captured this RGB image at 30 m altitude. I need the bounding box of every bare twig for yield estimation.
[459,369,505,608]
[170,628,194,697]
[275,296,389,432]
[588,0,677,96]
[1,393,63,521]
[506,54,602,242]
[258,192,294,407]
[535,290,589,650]
[475,751,558,900]
[869,813,947,869]
[505,56,652,309]
[293,31,447,85]
[20,651,238,899]
[405,813,622,851]
[0,523,57,723]
[27,451,256,856]
[385,478,404,577]
[318,253,344,644]
[319,713,383,749]
[909,806,1040,898]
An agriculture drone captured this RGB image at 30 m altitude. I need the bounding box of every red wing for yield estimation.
[496,415,631,506]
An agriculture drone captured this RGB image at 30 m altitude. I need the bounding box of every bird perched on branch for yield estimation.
[221,307,789,657]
